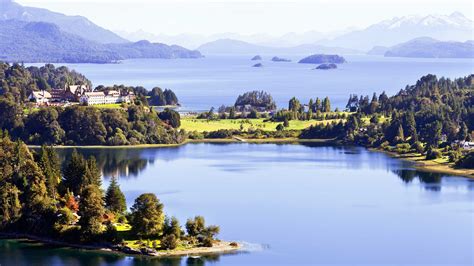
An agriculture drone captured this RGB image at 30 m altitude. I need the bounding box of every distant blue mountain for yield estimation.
[106,40,202,59]
[384,37,474,58]
[0,20,202,63]
[198,38,360,55]
[0,20,120,63]
[0,0,128,44]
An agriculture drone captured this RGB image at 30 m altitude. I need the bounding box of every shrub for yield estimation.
[160,234,178,250]
[448,149,462,163]
[426,147,442,160]
[395,143,411,154]
[412,141,424,154]
[202,237,213,247]
[456,152,474,169]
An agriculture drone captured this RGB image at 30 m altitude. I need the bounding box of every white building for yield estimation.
[80,90,134,105]
[104,90,121,104]
[80,92,106,105]
[28,90,52,104]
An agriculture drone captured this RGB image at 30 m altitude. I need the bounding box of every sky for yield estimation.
[17,0,474,36]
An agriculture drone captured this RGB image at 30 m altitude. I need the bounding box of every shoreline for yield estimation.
[372,148,474,178]
[27,138,337,149]
[0,233,241,258]
[28,138,472,178]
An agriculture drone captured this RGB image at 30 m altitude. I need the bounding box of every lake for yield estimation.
[30,55,474,112]
[2,143,473,265]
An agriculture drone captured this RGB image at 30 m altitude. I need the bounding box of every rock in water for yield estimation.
[271,56,291,62]
[315,63,337,70]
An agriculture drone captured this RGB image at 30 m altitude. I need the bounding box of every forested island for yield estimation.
[0,61,472,176]
[298,54,346,64]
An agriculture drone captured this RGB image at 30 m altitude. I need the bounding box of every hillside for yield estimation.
[0,20,202,63]
[107,40,202,59]
[0,20,121,63]
[384,37,474,58]
[0,0,128,44]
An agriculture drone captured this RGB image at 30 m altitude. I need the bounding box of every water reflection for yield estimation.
[0,238,229,266]
[56,148,154,179]
[52,143,473,193]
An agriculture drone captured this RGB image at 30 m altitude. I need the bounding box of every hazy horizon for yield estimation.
[16,0,473,36]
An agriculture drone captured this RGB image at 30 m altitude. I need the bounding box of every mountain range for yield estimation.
[117,12,473,52]
[197,39,360,55]
[0,20,202,63]
[380,37,474,58]
[0,0,201,63]
[321,12,473,50]
[116,28,359,50]
[0,0,127,44]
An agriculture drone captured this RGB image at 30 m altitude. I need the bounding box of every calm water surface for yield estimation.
[2,143,473,265]
[30,55,474,111]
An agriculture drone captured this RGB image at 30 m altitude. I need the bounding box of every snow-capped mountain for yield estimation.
[322,12,473,51]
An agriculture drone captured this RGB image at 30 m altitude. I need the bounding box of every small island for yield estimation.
[252,63,264,67]
[271,56,291,62]
[298,54,346,64]
[251,55,262,60]
[315,63,337,70]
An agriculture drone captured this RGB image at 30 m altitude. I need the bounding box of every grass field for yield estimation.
[94,103,124,109]
[180,118,344,132]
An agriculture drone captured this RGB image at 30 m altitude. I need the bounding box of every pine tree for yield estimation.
[79,184,105,241]
[62,150,86,195]
[83,156,102,188]
[229,107,236,119]
[0,182,21,229]
[164,216,182,239]
[315,98,321,112]
[458,122,468,141]
[37,146,61,200]
[105,176,127,214]
[404,112,417,142]
[396,124,405,142]
[322,97,331,112]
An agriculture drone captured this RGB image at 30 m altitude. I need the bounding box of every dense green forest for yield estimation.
[0,62,183,145]
[300,74,474,166]
[0,137,220,251]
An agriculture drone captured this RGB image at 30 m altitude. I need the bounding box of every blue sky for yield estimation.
[17,0,473,35]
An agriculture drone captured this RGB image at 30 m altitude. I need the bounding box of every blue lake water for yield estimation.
[2,143,473,265]
[30,55,474,112]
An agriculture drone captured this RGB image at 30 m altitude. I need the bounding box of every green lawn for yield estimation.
[94,103,124,109]
[180,118,343,132]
